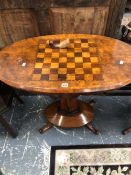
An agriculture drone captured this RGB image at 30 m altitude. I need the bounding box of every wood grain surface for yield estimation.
[0,34,131,94]
[50,7,109,34]
[0,9,39,48]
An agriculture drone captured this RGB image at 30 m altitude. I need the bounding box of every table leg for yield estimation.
[0,115,18,138]
[39,94,98,134]
[122,127,131,135]
[39,122,53,134]
[86,122,99,135]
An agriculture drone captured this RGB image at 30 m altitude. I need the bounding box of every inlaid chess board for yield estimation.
[32,38,103,81]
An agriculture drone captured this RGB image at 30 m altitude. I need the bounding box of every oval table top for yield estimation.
[0,34,131,94]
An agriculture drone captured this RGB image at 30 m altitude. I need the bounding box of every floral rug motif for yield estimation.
[50,145,131,175]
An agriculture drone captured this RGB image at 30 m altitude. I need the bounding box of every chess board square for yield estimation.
[39,44,46,49]
[67,68,75,74]
[53,49,59,53]
[75,68,84,74]
[74,43,81,48]
[45,52,52,57]
[51,63,59,68]
[92,68,101,74]
[83,57,91,62]
[66,74,75,81]
[74,48,82,53]
[58,68,67,74]
[37,53,44,58]
[59,57,67,63]
[74,39,81,43]
[42,68,50,74]
[60,49,67,53]
[44,57,51,63]
[67,63,75,68]
[81,43,89,48]
[52,58,59,63]
[84,74,93,81]
[58,74,66,80]
[84,68,92,74]
[82,52,90,57]
[50,68,58,74]
[67,52,74,57]
[81,39,88,43]
[75,63,83,68]
[41,74,49,80]
[90,57,99,63]
[49,74,58,81]
[68,48,74,52]
[32,74,41,81]
[45,48,52,53]
[43,63,51,68]
[70,43,74,48]
[36,58,44,63]
[83,62,92,68]
[88,39,95,43]
[75,74,84,80]
[91,63,100,68]
[35,63,43,68]
[59,63,67,68]
[60,52,67,57]
[75,52,82,57]
[82,48,89,52]
[75,57,83,63]
[52,52,59,58]
[67,57,75,63]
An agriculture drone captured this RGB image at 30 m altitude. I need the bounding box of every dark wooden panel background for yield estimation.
[0,0,127,48]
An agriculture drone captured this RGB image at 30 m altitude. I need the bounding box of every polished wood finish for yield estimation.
[0,34,131,94]
[0,34,131,133]
[49,7,109,34]
[39,95,98,134]
[0,9,39,48]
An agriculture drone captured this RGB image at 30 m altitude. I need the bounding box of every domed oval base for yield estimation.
[45,100,94,128]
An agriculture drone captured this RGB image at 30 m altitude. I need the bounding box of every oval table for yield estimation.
[0,34,131,134]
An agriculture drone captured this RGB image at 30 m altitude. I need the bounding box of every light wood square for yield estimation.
[51,63,59,68]
[32,74,41,81]
[75,68,84,74]
[49,74,58,80]
[42,68,50,74]
[66,74,75,81]
[82,52,90,57]
[58,68,67,74]
[84,74,93,81]
[59,57,67,63]
[35,63,43,68]
[67,63,75,68]
[44,57,51,63]
[83,62,92,68]
[92,68,101,74]
[75,57,83,63]
[37,53,44,58]
[90,57,99,63]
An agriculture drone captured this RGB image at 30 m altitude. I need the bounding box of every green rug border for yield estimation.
[49,144,131,175]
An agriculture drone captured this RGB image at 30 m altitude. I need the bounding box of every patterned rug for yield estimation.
[50,145,131,175]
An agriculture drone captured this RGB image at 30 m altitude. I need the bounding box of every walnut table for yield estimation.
[0,34,131,134]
